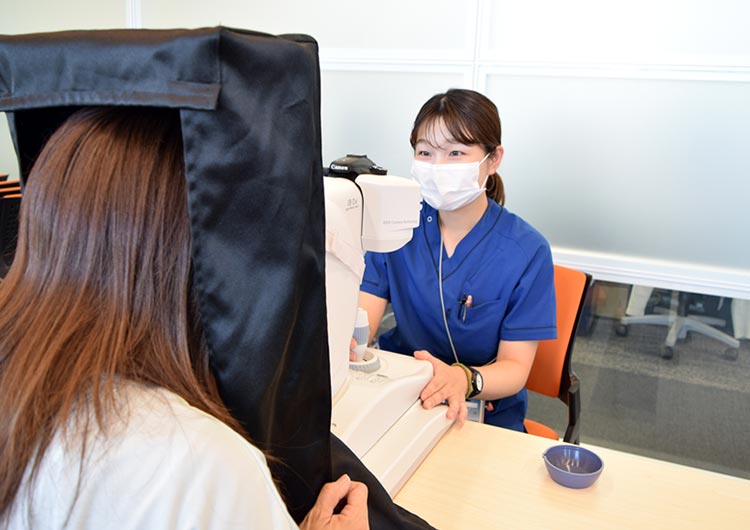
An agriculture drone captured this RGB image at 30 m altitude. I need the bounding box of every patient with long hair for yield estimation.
[0,107,367,530]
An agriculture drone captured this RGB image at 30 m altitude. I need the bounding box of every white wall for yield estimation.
[2,0,749,297]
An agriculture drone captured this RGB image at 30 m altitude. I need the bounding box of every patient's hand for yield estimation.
[349,337,357,362]
[299,474,369,530]
[413,350,468,425]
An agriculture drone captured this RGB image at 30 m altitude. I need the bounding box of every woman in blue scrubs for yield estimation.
[359,89,557,432]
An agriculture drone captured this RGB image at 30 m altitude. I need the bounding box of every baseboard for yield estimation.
[552,247,750,300]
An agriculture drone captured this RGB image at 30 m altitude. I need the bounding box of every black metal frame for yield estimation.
[557,269,592,445]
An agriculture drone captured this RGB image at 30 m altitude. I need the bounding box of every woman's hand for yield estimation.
[413,350,468,425]
[299,474,369,530]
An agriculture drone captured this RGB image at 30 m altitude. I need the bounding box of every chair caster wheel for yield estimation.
[615,323,629,337]
[723,348,739,361]
[661,345,674,360]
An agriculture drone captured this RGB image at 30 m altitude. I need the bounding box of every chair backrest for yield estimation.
[526,264,591,400]
[0,181,22,279]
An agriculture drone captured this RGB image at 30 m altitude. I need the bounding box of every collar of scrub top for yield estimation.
[422,200,505,280]
[0,27,332,521]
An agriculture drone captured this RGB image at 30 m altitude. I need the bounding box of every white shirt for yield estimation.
[9,383,298,529]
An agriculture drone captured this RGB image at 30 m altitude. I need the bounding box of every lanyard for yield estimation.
[438,231,460,365]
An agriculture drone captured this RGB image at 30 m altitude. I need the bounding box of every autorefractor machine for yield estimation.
[323,168,454,496]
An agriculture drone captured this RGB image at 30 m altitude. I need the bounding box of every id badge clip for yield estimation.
[466,399,485,423]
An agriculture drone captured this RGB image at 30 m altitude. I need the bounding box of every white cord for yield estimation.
[439,231,460,365]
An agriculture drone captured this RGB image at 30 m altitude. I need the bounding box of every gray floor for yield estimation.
[527,316,750,479]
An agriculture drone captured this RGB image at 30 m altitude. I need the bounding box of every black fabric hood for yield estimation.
[0,27,433,528]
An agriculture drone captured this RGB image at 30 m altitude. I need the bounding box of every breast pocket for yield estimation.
[453,298,508,360]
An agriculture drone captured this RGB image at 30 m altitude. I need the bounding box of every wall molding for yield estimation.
[552,247,750,300]
[320,51,750,84]
[319,49,475,70]
[126,0,142,28]
[319,55,472,73]
[478,62,750,84]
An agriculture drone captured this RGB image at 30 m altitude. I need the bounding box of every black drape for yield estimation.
[0,28,433,529]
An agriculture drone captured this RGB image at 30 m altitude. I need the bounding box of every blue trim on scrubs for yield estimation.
[361,201,556,432]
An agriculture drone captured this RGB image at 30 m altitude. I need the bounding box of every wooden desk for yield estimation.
[394,421,750,530]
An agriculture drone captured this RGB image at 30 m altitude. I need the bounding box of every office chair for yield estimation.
[0,180,22,278]
[616,286,740,360]
[524,264,592,445]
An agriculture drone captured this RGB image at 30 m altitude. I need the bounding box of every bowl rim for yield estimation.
[542,444,604,476]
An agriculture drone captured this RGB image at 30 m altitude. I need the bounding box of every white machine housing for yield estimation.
[324,173,454,497]
[324,173,421,397]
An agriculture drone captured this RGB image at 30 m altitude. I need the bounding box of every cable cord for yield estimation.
[439,231,460,365]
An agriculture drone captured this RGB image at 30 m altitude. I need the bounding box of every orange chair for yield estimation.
[524,264,592,444]
[0,180,22,278]
[0,180,21,196]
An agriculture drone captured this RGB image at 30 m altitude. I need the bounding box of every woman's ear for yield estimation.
[489,145,504,173]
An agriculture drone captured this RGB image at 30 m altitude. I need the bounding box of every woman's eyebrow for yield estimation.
[416,138,463,150]
[415,139,439,149]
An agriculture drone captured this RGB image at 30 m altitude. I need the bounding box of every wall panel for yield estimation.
[0,0,125,35]
[141,0,476,59]
[0,0,127,181]
[484,73,750,272]
[321,69,468,175]
[482,0,750,66]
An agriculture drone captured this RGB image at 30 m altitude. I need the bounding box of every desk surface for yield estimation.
[394,421,750,530]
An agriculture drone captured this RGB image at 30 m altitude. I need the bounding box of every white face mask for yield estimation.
[410,153,491,211]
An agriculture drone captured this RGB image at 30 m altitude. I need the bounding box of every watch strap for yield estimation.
[467,366,482,399]
[452,362,472,400]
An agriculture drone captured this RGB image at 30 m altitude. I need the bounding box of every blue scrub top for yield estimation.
[361,201,556,431]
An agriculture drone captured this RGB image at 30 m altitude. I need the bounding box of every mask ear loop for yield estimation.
[478,151,492,191]
[439,231,461,365]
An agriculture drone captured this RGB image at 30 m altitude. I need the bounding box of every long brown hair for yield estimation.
[0,107,245,521]
[410,88,505,205]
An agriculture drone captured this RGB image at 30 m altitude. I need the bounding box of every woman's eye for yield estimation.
[417,150,431,157]
[449,150,464,156]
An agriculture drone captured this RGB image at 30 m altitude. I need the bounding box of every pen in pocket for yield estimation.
[459,294,473,323]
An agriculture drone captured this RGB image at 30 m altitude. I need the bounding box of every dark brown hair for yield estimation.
[0,107,247,522]
[410,88,505,205]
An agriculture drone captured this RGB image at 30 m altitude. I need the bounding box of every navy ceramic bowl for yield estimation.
[543,444,604,489]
